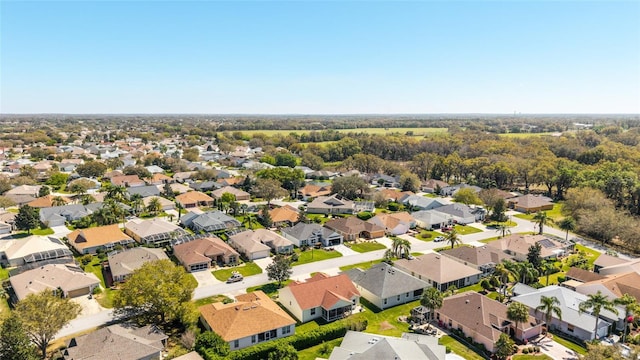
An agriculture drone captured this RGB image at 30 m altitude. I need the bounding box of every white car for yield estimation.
[434,236,445,242]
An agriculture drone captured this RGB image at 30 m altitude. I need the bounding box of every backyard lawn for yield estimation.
[83,257,115,308]
[348,241,386,253]
[246,280,293,295]
[298,337,342,360]
[453,225,483,235]
[292,248,342,266]
[306,214,331,225]
[339,259,383,272]
[212,262,263,281]
[438,335,486,360]
[32,227,55,235]
[0,268,9,314]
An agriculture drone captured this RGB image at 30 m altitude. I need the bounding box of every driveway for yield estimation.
[51,225,72,238]
[191,270,221,287]
[71,296,106,317]
[530,335,580,360]
[334,244,358,256]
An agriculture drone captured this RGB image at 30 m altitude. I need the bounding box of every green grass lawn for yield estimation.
[0,267,9,281]
[339,259,383,272]
[83,257,115,308]
[292,248,342,266]
[485,220,518,227]
[307,214,331,225]
[246,280,293,295]
[438,335,486,360]
[212,262,263,281]
[423,193,439,198]
[514,204,564,224]
[415,230,441,241]
[513,354,553,359]
[31,227,55,235]
[193,294,233,307]
[234,215,265,229]
[549,332,587,355]
[348,241,386,253]
[453,225,483,235]
[575,244,601,268]
[298,337,342,360]
[349,298,416,337]
[0,267,10,315]
[296,320,320,333]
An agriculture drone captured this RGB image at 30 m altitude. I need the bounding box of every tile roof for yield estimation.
[565,267,606,283]
[27,195,70,208]
[283,273,359,310]
[299,184,332,198]
[281,222,338,241]
[486,234,568,258]
[211,186,250,199]
[199,291,295,342]
[367,212,414,231]
[10,264,100,300]
[510,194,554,209]
[269,205,300,224]
[67,224,133,252]
[108,248,169,280]
[176,191,214,204]
[173,237,239,266]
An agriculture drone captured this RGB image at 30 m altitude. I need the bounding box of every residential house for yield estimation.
[180,210,241,232]
[199,291,296,350]
[217,177,244,187]
[127,185,161,198]
[5,184,41,197]
[145,165,165,174]
[440,183,482,197]
[0,235,73,267]
[211,186,251,201]
[0,221,10,234]
[512,285,624,341]
[149,173,173,185]
[435,292,543,353]
[173,171,196,183]
[229,229,293,255]
[59,158,83,173]
[4,194,36,207]
[421,179,449,194]
[571,270,640,302]
[432,203,485,224]
[345,263,429,310]
[370,173,399,188]
[411,210,451,230]
[124,218,187,246]
[67,224,135,254]
[307,195,354,214]
[166,182,192,194]
[107,248,169,283]
[281,222,343,247]
[63,324,167,360]
[307,170,338,180]
[40,203,102,227]
[374,189,414,203]
[395,253,482,291]
[508,194,554,213]
[172,352,204,360]
[440,245,514,277]
[189,181,220,192]
[27,195,70,208]
[142,196,175,211]
[111,175,146,187]
[328,331,447,360]
[325,217,385,241]
[9,264,100,301]
[175,191,215,208]
[400,195,447,211]
[367,212,415,235]
[227,231,272,260]
[103,170,124,179]
[486,234,574,261]
[269,205,300,227]
[596,258,640,276]
[279,273,360,323]
[593,254,631,273]
[298,183,332,201]
[173,237,240,272]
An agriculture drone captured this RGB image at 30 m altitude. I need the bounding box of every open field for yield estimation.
[229,127,449,137]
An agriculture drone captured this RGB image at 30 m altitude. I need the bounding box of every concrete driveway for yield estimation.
[51,225,72,238]
[191,270,221,287]
[71,295,106,317]
[530,335,580,360]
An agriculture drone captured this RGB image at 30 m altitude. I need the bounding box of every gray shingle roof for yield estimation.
[346,263,429,299]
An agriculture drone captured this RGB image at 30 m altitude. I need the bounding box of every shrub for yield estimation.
[387,202,400,211]
[445,346,451,354]
[356,211,373,220]
[523,348,529,354]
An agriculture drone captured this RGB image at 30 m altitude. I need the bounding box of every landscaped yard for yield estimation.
[32,227,55,235]
[292,248,342,266]
[348,241,386,253]
[298,337,342,360]
[193,294,233,307]
[438,335,486,360]
[307,214,330,225]
[414,230,441,241]
[212,262,263,281]
[348,299,415,337]
[83,257,115,308]
[233,215,265,229]
[246,280,293,295]
[453,225,483,235]
[339,259,383,272]
[549,332,587,355]
[514,203,564,223]
[513,354,553,360]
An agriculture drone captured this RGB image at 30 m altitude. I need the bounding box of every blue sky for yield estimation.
[1,1,639,114]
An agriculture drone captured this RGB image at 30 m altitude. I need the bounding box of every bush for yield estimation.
[80,254,93,266]
[356,211,373,220]
[387,202,400,211]
[523,348,529,354]
[557,275,566,283]
[445,346,451,354]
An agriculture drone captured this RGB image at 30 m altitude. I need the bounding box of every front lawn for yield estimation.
[415,230,440,241]
[339,259,383,272]
[0,267,9,281]
[292,248,342,266]
[193,294,233,307]
[212,262,263,281]
[453,225,482,235]
[83,257,115,308]
[246,280,293,295]
[549,332,587,355]
[348,241,386,253]
[514,203,564,223]
[298,337,342,360]
[32,227,55,235]
[513,354,553,360]
[438,335,486,360]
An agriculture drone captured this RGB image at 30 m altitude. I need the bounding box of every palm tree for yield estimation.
[391,237,411,258]
[536,295,562,337]
[558,216,577,241]
[533,211,549,235]
[382,249,394,264]
[494,263,512,297]
[147,197,162,215]
[444,228,461,249]
[244,213,256,230]
[420,287,443,329]
[541,261,556,286]
[507,302,530,339]
[495,222,511,238]
[105,184,127,203]
[52,196,67,207]
[579,291,619,340]
[614,293,638,343]
[130,194,143,215]
[515,262,539,284]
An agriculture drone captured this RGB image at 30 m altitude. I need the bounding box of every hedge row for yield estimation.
[200,319,367,360]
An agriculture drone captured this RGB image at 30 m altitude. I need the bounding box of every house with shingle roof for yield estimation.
[486,234,573,261]
[40,203,102,227]
[180,210,241,233]
[328,331,447,360]
[211,186,250,201]
[440,183,482,197]
[111,174,145,187]
[400,195,447,211]
[345,263,428,310]
[0,235,73,267]
[593,254,634,274]
[394,253,482,292]
[367,212,415,235]
[10,264,100,301]
[411,210,451,230]
[573,271,640,302]
[421,179,449,194]
[507,194,554,213]
[67,224,135,254]
[281,222,343,247]
[142,195,175,211]
[27,195,71,208]
[278,273,360,323]
[436,292,543,353]
[149,172,173,185]
[307,195,354,214]
[227,231,272,260]
[173,237,239,272]
[107,247,169,283]
[269,205,300,227]
[199,291,296,350]
[229,229,293,255]
[440,245,514,277]
[432,203,485,224]
[124,218,186,246]
[63,324,167,360]
[325,217,385,241]
[126,185,160,198]
[298,183,332,201]
[175,191,214,208]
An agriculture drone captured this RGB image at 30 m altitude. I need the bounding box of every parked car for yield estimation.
[226,271,243,283]
[434,236,445,242]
